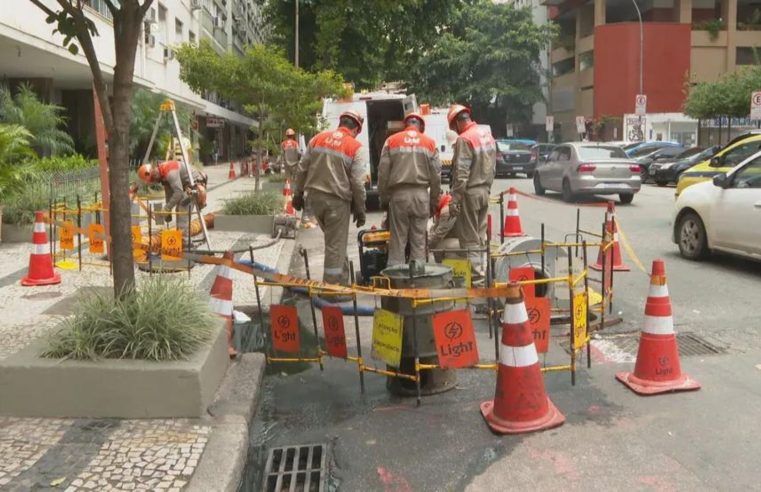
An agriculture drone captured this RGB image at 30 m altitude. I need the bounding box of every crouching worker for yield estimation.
[428,193,460,263]
[137,161,208,242]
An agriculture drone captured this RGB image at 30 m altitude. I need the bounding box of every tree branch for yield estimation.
[103,0,120,18]
[28,0,57,17]
[139,0,155,17]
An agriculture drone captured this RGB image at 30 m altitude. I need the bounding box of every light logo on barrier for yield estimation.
[88,223,105,254]
[59,221,75,251]
[371,309,404,367]
[526,297,551,353]
[270,304,300,353]
[160,229,182,261]
[321,306,347,358]
[432,309,479,368]
[509,267,535,299]
[573,292,588,350]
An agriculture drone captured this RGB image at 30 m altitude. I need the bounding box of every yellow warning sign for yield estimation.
[573,291,588,349]
[59,221,75,251]
[160,229,182,261]
[131,226,144,260]
[88,223,105,254]
[443,258,472,288]
[371,308,404,367]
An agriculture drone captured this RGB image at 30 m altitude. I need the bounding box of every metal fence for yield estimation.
[48,167,102,204]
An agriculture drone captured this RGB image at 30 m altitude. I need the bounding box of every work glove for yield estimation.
[449,200,461,217]
[354,211,366,228]
[164,213,173,224]
[292,194,304,211]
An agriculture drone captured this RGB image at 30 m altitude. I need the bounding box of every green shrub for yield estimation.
[0,84,74,156]
[268,173,286,184]
[1,178,49,225]
[31,154,97,172]
[222,191,284,215]
[43,277,215,361]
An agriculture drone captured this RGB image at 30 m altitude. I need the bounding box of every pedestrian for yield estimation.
[428,192,459,263]
[280,128,301,180]
[447,104,496,284]
[137,161,208,245]
[293,111,367,286]
[377,112,441,265]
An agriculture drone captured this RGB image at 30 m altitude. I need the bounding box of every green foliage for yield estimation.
[43,277,215,361]
[222,191,284,215]
[684,66,761,119]
[0,84,75,156]
[44,5,99,56]
[0,124,34,164]
[267,173,286,184]
[30,154,96,172]
[693,19,724,40]
[264,0,464,89]
[409,2,556,127]
[130,88,192,161]
[0,177,49,225]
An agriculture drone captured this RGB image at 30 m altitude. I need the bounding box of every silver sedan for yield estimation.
[533,143,642,204]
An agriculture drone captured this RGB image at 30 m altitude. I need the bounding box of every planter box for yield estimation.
[0,320,229,418]
[213,214,275,234]
[1,222,33,243]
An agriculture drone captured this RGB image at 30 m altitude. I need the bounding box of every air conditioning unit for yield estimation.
[214,16,225,29]
[190,0,202,11]
[146,34,156,48]
[163,47,174,61]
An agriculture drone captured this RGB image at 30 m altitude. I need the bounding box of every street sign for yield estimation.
[635,94,647,115]
[575,116,586,135]
[751,91,761,120]
[545,116,554,133]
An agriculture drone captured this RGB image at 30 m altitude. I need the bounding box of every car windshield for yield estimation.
[498,142,531,152]
[692,146,718,161]
[577,146,628,160]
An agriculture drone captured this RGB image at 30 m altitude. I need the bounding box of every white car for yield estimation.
[673,150,761,261]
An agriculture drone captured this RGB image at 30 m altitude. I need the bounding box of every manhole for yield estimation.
[262,443,327,492]
[562,331,725,357]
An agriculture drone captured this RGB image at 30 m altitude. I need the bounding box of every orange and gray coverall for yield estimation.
[280,138,301,180]
[428,194,459,263]
[450,122,496,278]
[378,126,441,265]
[158,160,206,233]
[295,127,367,285]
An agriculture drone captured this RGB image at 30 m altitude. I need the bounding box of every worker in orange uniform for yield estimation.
[378,112,441,265]
[280,128,301,180]
[293,111,367,286]
[447,104,496,283]
[137,161,207,240]
[428,192,459,263]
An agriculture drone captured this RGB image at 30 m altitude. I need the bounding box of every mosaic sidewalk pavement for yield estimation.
[0,418,209,491]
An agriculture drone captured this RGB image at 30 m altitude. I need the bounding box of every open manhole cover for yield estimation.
[263,443,327,492]
[561,332,725,357]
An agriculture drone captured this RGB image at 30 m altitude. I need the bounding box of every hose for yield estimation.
[236,259,375,316]
[188,230,283,255]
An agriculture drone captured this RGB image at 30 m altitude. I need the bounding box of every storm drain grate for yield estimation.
[562,331,726,357]
[263,443,327,492]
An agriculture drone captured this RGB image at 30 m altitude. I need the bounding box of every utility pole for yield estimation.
[631,0,644,95]
[294,0,299,68]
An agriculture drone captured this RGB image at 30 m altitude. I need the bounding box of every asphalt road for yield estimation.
[246,178,761,491]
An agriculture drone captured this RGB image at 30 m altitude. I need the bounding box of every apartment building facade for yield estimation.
[0,0,267,162]
[546,0,761,143]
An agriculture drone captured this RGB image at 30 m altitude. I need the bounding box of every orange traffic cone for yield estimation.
[616,260,700,395]
[502,188,525,238]
[590,201,629,271]
[209,250,237,357]
[283,178,292,197]
[228,162,236,180]
[480,283,565,434]
[21,212,61,287]
[284,194,295,216]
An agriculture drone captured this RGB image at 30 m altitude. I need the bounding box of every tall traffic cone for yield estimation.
[590,201,629,271]
[616,260,700,395]
[480,283,565,434]
[283,194,295,216]
[209,250,237,357]
[228,162,236,180]
[502,188,526,238]
[282,178,292,197]
[21,212,61,287]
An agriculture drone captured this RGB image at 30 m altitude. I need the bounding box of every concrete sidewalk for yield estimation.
[0,168,294,492]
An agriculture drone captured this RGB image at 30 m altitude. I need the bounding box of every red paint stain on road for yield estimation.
[377,466,412,492]
[638,475,677,492]
[527,446,581,481]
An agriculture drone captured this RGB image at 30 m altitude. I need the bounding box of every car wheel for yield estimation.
[677,212,708,260]
[561,179,575,202]
[533,173,545,196]
[526,171,534,179]
[619,193,634,204]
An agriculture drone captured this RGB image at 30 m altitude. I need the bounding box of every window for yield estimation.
[736,47,760,65]
[556,147,572,161]
[577,146,627,160]
[158,4,167,22]
[175,19,183,40]
[731,156,761,188]
[83,0,114,19]
[723,141,761,166]
[189,30,196,44]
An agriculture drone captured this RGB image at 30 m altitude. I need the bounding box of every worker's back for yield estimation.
[301,128,363,202]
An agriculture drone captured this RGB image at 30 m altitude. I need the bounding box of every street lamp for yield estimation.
[294,0,299,68]
[631,0,643,95]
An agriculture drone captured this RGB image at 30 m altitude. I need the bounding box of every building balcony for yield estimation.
[691,29,728,46]
[551,45,575,64]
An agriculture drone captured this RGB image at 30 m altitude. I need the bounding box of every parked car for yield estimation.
[634,145,686,181]
[650,146,719,186]
[623,140,681,158]
[676,130,761,197]
[673,150,761,261]
[496,139,535,178]
[533,143,641,204]
[530,143,555,170]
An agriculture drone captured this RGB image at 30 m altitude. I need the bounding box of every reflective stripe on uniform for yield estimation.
[500,343,539,367]
[209,297,233,316]
[324,267,343,275]
[643,315,674,335]
[503,302,529,324]
[32,243,50,255]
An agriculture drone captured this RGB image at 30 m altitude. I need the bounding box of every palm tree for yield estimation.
[0,123,36,199]
[0,83,75,156]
